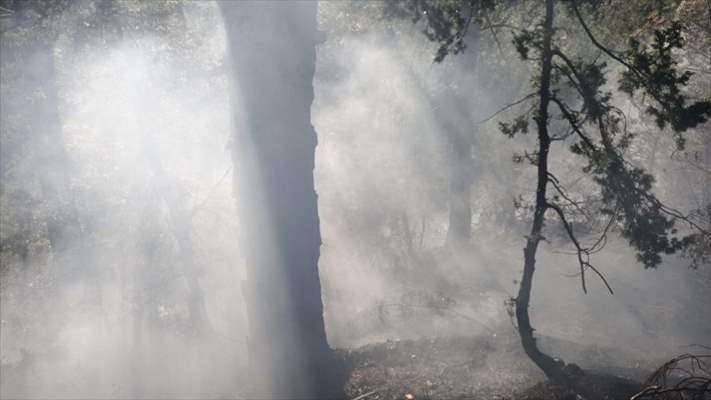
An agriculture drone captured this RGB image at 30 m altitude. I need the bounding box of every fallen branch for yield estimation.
[351,388,383,400]
[632,353,711,400]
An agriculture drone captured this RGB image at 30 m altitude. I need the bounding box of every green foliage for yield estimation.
[568,49,700,269]
[384,0,496,62]
[405,0,708,270]
[591,151,689,268]
[512,29,536,60]
[499,115,528,137]
[620,21,711,148]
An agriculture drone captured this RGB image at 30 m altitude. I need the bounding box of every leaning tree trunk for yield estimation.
[220,1,344,398]
[514,0,571,386]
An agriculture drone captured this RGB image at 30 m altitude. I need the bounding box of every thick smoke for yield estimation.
[0,1,709,399]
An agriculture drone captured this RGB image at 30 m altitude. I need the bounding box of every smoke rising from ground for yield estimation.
[0,1,709,398]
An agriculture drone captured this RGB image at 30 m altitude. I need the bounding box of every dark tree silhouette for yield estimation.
[392,0,711,390]
[220,1,345,398]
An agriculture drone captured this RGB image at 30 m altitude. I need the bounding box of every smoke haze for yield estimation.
[1,1,709,398]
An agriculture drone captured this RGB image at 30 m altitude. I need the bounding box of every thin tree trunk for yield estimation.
[143,144,212,335]
[515,0,570,386]
[445,126,473,247]
[705,130,711,231]
[220,1,344,398]
[444,28,480,248]
[8,3,103,310]
[21,33,82,271]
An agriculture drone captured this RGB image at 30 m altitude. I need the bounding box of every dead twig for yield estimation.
[351,387,383,400]
[632,353,711,400]
[547,201,614,295]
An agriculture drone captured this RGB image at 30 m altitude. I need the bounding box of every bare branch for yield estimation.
[547,171,590,219]
[482,11,505,56]
[588,206,619,254]
[632,353,711,399]
[547,202,588,293]
[570,0,637,74]
[351,388,383,400]
[659,203,711,235]
[551,50,586,97]
[584,263,614,295]
[547,201,614,294]
[477,92,537,124]
[550,96,597,151]
[190,165,233,219]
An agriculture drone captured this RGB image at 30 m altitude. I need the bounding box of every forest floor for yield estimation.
[340,329,655,400]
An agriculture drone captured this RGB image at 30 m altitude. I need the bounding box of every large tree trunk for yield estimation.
[514,0,570,386]
[220,1,344,398]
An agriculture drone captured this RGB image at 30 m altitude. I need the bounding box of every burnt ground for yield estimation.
[339,330,656,400]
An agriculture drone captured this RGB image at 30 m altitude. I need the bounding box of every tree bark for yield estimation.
[220,1,344,398]
[514,0,570,386]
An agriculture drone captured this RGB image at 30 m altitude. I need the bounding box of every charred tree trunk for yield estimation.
[220,1,344,398]
[514,0,570,386]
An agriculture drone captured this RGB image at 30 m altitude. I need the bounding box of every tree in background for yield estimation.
[0,0,83,282]
[1,2,228,396]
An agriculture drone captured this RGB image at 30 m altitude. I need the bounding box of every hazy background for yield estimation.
[1,1,709,398]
